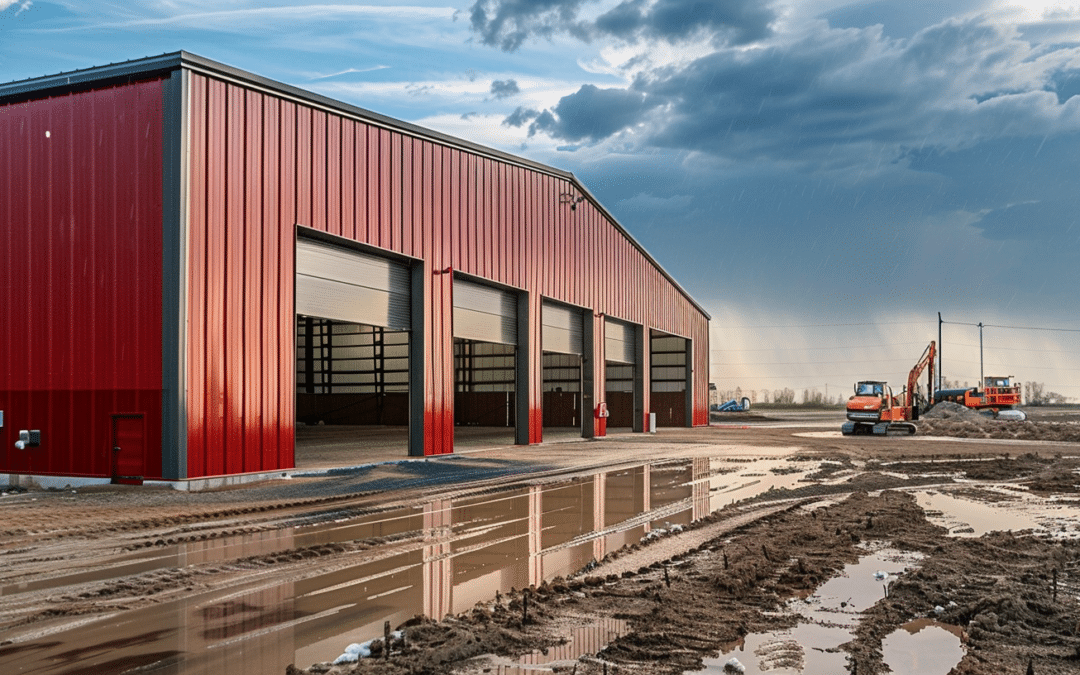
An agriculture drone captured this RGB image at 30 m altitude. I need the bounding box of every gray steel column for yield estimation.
[408,264,426,456]
[514,290,532,445]
[633,325,647,432]
[581,313,595,439]
[161,67,189,480]
[684,338,694,428]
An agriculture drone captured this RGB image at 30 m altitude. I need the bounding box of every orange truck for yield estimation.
[933,375,1024,419]
[842,342,936,436]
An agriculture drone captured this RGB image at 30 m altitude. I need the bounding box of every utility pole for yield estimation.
[937,312,943,390]
[978,322,984,388]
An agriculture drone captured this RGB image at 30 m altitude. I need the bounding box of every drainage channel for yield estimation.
[3,457,819,675]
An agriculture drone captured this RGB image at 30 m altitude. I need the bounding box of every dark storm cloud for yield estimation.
[503,106,539,127]
[490,78,520,98]
[595,0,773,45]
[1048,69,1080,103]
[527,84,656,141]
[972,201,1074,241]
[469,0,775,51]
[514,17,1080,170]
[819,0,983,39]
[469,0,589,51]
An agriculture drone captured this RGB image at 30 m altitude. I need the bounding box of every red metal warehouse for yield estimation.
[0,52,710,488]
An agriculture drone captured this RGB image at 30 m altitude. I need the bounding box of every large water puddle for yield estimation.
[699,549,964,675]
[915,487,1080,538]
[4,456,818,675]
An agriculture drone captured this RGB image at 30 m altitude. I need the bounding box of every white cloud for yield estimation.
[34,3,456,31]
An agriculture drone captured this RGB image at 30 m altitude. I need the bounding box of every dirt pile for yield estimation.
[923,401,985,421]
[918,418,1080,443]
[917,402,1080,442]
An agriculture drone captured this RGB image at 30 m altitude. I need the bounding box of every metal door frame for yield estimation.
[110,413,146,484]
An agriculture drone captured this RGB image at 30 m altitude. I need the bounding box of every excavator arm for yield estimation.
[905,341,936,412]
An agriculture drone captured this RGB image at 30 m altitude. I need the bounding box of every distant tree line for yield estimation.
[715,380,1072,407]
[1023,382,1071,405]
[713,387,840,407]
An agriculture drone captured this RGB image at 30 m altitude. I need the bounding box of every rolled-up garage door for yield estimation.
[542,300,584,355]
[453,278,517,345]
[605,317,636,364]
[296,238,411,330]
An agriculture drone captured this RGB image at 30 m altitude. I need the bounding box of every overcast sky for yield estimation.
[3,0,1079,402]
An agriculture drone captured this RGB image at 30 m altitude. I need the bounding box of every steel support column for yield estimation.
[635,324,649,432]
[589,312,607,437]
[517,290,542,445]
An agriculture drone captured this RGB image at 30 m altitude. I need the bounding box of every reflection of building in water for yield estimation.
[184,584,298,675]
[496,617,630,673]
[423,498,453,620]
[528,485,543,586]
[9,462,708,675]
[692,457,711,521]
[593,472,607,561]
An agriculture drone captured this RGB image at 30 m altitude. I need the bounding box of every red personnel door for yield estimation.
[111,415,145,485]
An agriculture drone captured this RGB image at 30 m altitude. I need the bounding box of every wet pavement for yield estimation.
[2,456,818,675]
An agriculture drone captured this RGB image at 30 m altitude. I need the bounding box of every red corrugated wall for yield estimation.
[0,79,165,479]
[184,73,708,475]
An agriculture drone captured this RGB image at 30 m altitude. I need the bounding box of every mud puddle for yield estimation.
[700,548,963,675]
[0,508,427,599]
[914,487,1080,538]
[488,618,628,674]
[3,457,818,675]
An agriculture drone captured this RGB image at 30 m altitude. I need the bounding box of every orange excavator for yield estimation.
[842,341,936,436]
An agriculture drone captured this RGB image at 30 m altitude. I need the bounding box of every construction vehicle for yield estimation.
[842,341,936,436]
[933,375,1026,420]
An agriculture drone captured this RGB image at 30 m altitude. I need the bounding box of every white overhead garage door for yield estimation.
[295,238,411,330]
[453,278,518,345]
[542,300,584,355]
[605,318,637,364]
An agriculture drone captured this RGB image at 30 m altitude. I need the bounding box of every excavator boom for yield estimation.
[906,341,936,413]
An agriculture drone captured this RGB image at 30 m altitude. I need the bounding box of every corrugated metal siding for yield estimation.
[0,79,165,478]
[184,71,708,471]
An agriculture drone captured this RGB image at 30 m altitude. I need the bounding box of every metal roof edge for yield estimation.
[567,176,712,320]
[0,50,710,322]
[0,52,184,100]
[175,52,575,181]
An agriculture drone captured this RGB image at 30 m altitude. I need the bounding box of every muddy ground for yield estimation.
[2,409,1079,675]
[293,451,1080,675]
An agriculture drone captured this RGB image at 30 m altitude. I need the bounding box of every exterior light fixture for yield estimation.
[560,192,585,210]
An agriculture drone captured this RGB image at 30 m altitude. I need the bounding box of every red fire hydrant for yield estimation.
[595,402,609,437]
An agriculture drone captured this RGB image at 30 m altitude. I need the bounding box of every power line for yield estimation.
[943,341,1078,354]
[942,319,1080,333]
[724,320,935,329]
[941,358,1080,372]
[713,357,925,366]
[713,372,936,380]
[711,340,928,353]
[984,323,1080,333]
